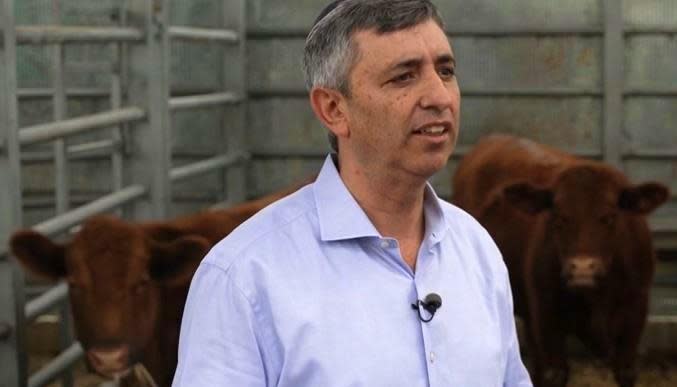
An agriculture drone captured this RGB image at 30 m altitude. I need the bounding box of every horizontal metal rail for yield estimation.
[622,146,677,160]
[25,282,68,322]
[625,25,677,35]
[169,92,242,111]
[68,139,122,157]
[22,190,221,209]
[27,342,84,387]
[18,88,110,99]
[170,151,250,182]
[16,25,144,44]
[18,139,122,163]
[32,184,147,237]
[19,107,145,146]
[625,88,677,97]
[246,26,604,39]
[168,26,238,43]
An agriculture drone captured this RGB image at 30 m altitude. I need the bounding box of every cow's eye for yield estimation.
[552,214,569,229]
[133,280,150,294]
[600,213,617,226]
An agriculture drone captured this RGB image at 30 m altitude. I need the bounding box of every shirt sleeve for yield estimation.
[172,262,267,387]
[500,266,533,387]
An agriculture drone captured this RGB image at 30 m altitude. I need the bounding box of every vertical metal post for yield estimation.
[51,0,70,215]
[0,0,28,385]
[603,0,624,168]
[125,0,172,219]
[221,0,247,203]
[50,4,74,384]
[111,0,129,217]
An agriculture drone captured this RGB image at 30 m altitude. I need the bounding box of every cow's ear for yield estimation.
[503,183,554,215]
[619,182,669,214]
[148,236,210,287]
[9,230,67,280]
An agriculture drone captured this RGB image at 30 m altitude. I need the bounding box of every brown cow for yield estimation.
[452,134,669,387]
[10,180,310,386]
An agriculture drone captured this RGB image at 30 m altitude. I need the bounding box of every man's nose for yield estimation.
[418,73,456,111]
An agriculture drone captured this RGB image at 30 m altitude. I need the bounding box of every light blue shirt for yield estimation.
[173,155,532,387]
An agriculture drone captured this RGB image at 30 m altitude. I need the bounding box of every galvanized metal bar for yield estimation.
[169,152,250,182]
[0,1,27,387]
[24,282,68,322]
[622,147,677,159]
[625,25,677,35]
[68,139,122,157]
[31,184,147,238]
[124,0,172,220]
[624,88,677,97]
[51,3,69,215]
[17,88,110,99]
[247,87,605,99]
[222,0,248,204]
[27,342,83,387]
[603,0,624,169]
[18,140,122,162]
[16,25,143,44]
[50,4,74,385]
[168,26,239,43]
[18,107,146,146]
[246,26,604,39]
[169,92,242,111]
[0,261,27,387]
[57,300,74,387]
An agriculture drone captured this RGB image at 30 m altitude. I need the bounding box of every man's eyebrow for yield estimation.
[437,54,456,67]
[387,54,456,72]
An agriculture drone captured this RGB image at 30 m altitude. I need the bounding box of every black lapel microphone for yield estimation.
[411,293,443,323]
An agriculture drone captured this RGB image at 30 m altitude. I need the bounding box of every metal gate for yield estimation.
[0,0,247,386]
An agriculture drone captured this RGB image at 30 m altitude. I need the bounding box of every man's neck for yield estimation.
[337,156,427,269]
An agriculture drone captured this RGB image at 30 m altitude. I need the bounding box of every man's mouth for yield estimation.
[413,125,448,136]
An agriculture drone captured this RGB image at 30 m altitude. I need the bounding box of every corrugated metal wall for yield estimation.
[246,0,677,249]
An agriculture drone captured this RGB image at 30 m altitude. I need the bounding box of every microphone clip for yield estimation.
[411,293,442,323]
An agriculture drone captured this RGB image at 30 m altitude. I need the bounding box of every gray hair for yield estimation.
[303,0,445,151]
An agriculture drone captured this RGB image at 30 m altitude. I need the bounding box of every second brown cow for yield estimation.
[10,180,310,386]
[452,134,669,387]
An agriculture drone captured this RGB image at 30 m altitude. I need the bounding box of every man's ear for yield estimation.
[309,86,350,141]
[9,230,67,280]
[503,183,554,215]
[148,235,210,287]
[619,182,669,214]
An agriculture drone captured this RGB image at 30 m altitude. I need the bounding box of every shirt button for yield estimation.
[430,351,436,364]
[380,240,390,249]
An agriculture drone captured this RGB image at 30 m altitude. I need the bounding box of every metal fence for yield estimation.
[244,0,677,251]
[0,0,247,386]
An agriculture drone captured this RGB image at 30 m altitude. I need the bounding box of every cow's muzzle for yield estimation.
[87,346,132,378]
[562,256,606,288]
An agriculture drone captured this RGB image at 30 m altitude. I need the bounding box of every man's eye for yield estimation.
[439,67,456,79]
[391,72,415,83]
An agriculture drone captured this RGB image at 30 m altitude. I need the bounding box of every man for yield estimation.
[172,1,532,386]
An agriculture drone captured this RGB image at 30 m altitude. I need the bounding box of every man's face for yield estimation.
[342,19,460,179]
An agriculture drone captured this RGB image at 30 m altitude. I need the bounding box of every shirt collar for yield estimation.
[313,154,449,243]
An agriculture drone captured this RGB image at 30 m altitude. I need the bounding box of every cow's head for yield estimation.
[10,215,210,378]
[503,165,669,289]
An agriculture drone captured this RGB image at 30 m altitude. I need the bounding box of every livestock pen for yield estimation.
[1,0,677,386]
